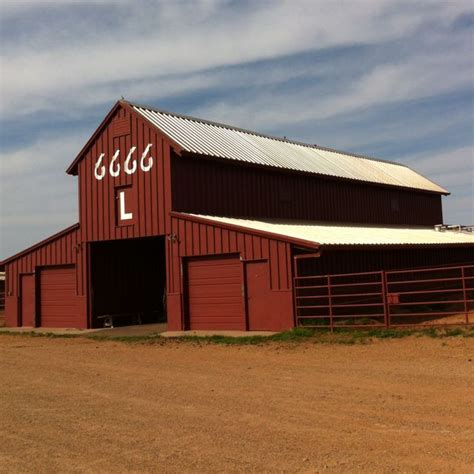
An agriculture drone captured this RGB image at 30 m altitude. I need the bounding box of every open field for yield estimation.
[1,333,473,472]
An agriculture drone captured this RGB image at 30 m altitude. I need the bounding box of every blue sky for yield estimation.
[0,0,473,259]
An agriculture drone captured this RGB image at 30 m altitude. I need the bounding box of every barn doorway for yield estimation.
[90,236,166,328]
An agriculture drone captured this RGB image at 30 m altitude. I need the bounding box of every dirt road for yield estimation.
[1,335,473,472]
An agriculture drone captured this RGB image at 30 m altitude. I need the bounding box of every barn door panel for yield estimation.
[20,274,36,327]
[186,255,245,330]
[245,261,271,330]
[40,266,78,328]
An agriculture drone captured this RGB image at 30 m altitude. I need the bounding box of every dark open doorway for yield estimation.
[90,236,166,328]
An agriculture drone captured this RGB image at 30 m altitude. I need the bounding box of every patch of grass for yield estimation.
[1,325,472,345]
[86,334,166,345]
[423,327,474,338]
[270,327,314,341]
[0,330,29,337]
[290,326,474,345]
[162,327,316,346]
[364,328,413,339]
[177,334,268,345]
[0,330,80,339]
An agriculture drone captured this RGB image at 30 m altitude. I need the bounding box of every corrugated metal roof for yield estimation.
[131,102,447,194]
[187,214,474,246]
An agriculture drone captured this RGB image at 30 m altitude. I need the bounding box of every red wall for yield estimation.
[297,246,474,277]
[3,226,87,327]
[166,214,295,331]
[77,106,173,243]
[171,155,443,226]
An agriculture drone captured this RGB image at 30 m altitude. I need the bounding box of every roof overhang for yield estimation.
[175,214,474,248]
[170,212,320,250]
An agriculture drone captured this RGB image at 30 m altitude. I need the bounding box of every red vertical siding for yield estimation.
[297,246,474,277]
[40,266,77,328]
[4,225,85,327]
[171,155,443,226]
[166,214,294,331]
[77,106,173,244]
[187,256,245,330]
[19,274,35,326]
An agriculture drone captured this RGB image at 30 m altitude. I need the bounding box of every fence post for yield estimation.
[293,277,299,327]
[382,271,390,328]
[293,256,299,328]
[461,266,469,325]
[328,275,333,333]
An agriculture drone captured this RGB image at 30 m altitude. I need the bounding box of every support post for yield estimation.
[382,271,390,328]
[461,266,469,325]
[328,274,333,332]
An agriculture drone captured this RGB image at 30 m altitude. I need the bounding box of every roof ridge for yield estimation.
[124,99,408,169]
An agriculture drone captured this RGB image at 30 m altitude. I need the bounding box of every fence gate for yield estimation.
[294,264,473,329]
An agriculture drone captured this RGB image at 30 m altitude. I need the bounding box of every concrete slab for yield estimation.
[90,323,168,337]
[161,330,277,338]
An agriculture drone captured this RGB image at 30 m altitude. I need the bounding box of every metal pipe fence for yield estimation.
[294,264,473,329]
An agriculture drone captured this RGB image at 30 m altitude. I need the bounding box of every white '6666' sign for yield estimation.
[94,143,153,180]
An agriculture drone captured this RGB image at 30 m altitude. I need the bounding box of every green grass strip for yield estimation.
[0,326,472,345]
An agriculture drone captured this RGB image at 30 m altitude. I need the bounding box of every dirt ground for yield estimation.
[0,335,473,473]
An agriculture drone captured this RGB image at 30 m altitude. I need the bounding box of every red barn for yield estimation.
[2,100,473,330]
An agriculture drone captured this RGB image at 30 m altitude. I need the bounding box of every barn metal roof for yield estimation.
[187,214,474,246]
[131,102,447,194]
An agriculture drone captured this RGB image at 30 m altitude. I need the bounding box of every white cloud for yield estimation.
[191,35,472,132]
[443,194,474,225]
[0,132,82,257]
[1,0,470,117]
[0,132,88,178]
[408,146,474,224]
[413,146,474,188]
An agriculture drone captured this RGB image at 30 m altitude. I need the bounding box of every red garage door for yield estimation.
[187,256,245,330]
[40,266,78,328]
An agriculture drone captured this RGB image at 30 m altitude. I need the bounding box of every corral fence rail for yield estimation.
[294,264,474,329]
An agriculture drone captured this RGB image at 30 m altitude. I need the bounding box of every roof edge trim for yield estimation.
[320,242,474,248]
[170,212,319,250]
